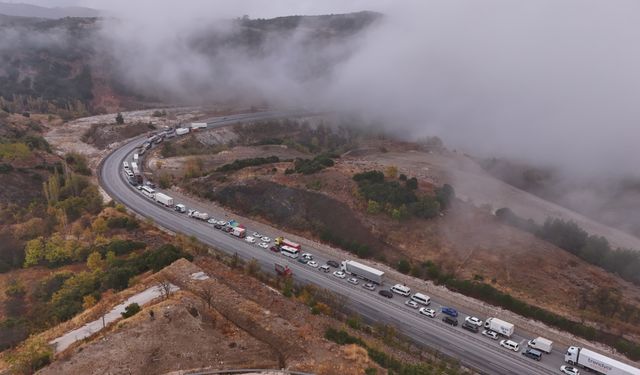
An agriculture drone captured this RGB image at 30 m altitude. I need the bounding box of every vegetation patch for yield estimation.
[285,153,337,175]
[353,170,454,220]
[496,208,640,285]
[216,156,281,173]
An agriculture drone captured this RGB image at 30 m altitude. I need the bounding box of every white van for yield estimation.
[500,339,520,352]
[410,293,431,306]
[391,284,411,297]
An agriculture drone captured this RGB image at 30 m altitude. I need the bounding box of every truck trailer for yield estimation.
[527,337,553,354]
[188,210,209,221]
[341,260,385,284]
[275,237,301,250]
[484,317,514,337]
[191,122,207,129]
[154,192,174,207]
[565,346,640,375]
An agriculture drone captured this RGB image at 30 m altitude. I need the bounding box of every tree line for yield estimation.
[496,207,640,285]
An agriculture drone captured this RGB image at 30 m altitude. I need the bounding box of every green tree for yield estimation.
[23,237,45,268]
[436,184,455,210]
[115,112,124,125]
[121,303,141,318]
[86,251,104,272]
[405,177,418,190]
[6,336,52,374]
[367,200,381,214]
[397,259,411,274]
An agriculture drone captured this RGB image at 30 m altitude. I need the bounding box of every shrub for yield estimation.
[121,303,141,318]
[217,156,280,172]
[106,216,139,230]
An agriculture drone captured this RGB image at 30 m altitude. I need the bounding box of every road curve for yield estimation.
[99,111,561,375]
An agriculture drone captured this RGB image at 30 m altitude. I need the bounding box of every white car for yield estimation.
[301,253,313,260]
[500,339,520,352]
[245,236,256,244]
[405,300,419,309]
[207,218,218,224]
[333,271,346,279]
[217,220,228,226]
[482,330,499,340]
[419,307,436,318]
[258,242,269,249]
[363,283,376,291]
[252,231,261,237]
[347,277,359,285]
[465,316,483,327]
[307,260,318,268]
[560,365,580,375]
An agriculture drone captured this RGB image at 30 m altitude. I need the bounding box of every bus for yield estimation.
[140,186,155,199]
[280,245,300,259]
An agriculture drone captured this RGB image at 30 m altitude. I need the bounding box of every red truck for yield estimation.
[275,263,292,277]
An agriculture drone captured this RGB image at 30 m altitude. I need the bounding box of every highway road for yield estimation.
[100,112,568,375]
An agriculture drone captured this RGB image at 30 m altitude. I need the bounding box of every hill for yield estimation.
[0,3,100,19]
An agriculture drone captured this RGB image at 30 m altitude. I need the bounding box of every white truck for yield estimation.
[565,346,640,375]
[341,260,385,284]
[188,210,209,220]
[154,192,174,207]
[484,317,514,337]
[174,203,186,213]
[190,122,207,129]
[527,337,553,354]
[230,227,246,238]
[176,127,190,136]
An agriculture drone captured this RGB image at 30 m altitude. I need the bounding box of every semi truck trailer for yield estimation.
[565,346,640,375]
[527,337,553,354]
[341,260,385,284]
[154,192,174,207]
[484,317,514,337]
[275,237,301,250]
[191,122,207,129]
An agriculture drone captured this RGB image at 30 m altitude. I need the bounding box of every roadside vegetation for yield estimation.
[353,170,454,220]
[496,208,640,285]
[217,156,281,173]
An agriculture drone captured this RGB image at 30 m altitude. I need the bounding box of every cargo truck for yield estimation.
[484,317,514,337]
[275,263,292,277]
[527,337,553,354]
[275,237,301,250]
[341,260,384,284]
[188,211,209,220]
[154,192,174,207]
[191,122,207,129]
[565,346,640,375]
[231,227,246,238]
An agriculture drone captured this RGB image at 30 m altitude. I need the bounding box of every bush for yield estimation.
[142,244,192,272]
[217,156,280,172]
[396,259,411,274]
[106,216,139,231]
[121,303,141,318]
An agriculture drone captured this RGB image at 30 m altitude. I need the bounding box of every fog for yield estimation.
[78,0,640,180]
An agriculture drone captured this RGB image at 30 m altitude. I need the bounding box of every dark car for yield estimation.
[224,227,233,232]
[442,316,458,326]
[462,321,479,333]
[327,260,340,268]
[441,306,458,317]
[214,224,222,229]
[270,246,279,252]
[378,290,393,298]
[522,348,542,361]
[297,257,308,264]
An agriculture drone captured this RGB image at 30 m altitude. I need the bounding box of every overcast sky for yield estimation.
[10,0,640,179]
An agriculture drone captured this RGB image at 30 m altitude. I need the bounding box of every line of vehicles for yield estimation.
[119,119,640,375]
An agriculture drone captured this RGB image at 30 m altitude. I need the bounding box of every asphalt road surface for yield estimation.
[100,112,569,375]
